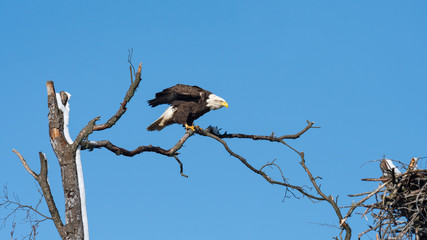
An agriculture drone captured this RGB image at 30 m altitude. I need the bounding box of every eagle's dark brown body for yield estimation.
[168,101,211,126]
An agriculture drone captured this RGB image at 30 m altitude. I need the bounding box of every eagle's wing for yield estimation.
[148,84,210,107]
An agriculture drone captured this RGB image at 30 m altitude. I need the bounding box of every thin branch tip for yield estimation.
[12,149,38,179]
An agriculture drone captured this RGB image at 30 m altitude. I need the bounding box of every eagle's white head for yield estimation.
[206,94,228,110]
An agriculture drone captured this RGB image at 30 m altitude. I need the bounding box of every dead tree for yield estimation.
[4,61,359,239]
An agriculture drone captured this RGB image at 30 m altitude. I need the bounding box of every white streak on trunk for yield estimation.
[75,146,88,238]
[56,93,89,240]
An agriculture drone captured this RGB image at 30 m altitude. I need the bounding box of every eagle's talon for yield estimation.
[185,124,196,131]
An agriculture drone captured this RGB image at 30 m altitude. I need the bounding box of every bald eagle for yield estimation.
[147,84,228,131]
[380,159,402,177]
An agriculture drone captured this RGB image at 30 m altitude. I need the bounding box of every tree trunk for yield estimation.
[47,81,83,240]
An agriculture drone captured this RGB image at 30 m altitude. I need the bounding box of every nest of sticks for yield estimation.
[357,158,427,239]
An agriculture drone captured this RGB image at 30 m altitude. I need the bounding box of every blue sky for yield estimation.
[1,1,427,239]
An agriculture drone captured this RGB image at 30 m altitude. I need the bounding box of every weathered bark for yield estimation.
[47,81,83,240]
[38,152,66,238]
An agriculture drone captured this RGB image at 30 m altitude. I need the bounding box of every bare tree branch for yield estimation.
[209,120,316,141]
[341,180,392,227]
[36,152,64,238]
[166,130,194,155]
[128,48,136,81]
[10,150,65,239]
[1,185,52,240]
[173,156,188,178]
[194,127,325,201]
[71,116,100,151]
[92,63,142,131]
[80,140,174,157]
[80,129,195,156]
[192,123,352,239]
[298,152,352,240]
[3,199,52,221]
[12,149,38,179]
[80,130,196,177]
[192,124,352,239]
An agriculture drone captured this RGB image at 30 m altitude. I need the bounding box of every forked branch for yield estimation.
[12,149,38,179]
[11,150,65,239]
[80,130,195,176]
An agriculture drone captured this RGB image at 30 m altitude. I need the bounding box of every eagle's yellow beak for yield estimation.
[221,101,229,108]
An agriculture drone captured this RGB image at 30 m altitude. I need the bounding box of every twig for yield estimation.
[12,149,38,179]
[174,156,188,178]
[209,121,316,141]
[128,48,136,77]
[1,185,52,240]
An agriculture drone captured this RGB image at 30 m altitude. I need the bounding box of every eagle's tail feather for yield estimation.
[147,118,166,131]
[147,106,175,131]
